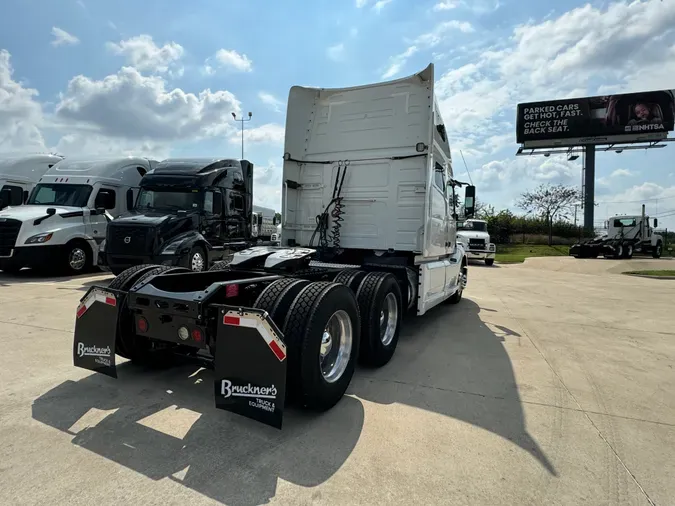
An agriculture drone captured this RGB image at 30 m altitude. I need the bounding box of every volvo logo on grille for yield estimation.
[124,236,131,244]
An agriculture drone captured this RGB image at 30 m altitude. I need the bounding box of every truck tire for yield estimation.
[108,264,161,290]
[624,244,634,259]
[209,259,232,271]
[653,242,662,259]
[187,245,207,272]
[613,244,624,260]
[282,281,360,411]
[355,272,403,367]
[254,278,311,328]
[485,258,494,266]
[334,269,367,292]
[64,240,92,275]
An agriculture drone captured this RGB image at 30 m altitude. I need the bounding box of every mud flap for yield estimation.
[214,307,287,429]
[73,286,123,379]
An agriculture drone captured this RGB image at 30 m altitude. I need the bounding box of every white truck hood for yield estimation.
[0,205,83,222]
[456,230,490,241]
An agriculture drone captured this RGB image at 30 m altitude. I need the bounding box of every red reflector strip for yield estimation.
[268,340,286,361]
[105,296,116,307]
[76,304,86,318]
[75,289,117,319]
[223,315,240,325]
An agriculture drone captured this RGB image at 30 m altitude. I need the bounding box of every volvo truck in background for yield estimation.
[0,154,64,210]
[73,63,472,429]
[0,156,155,274]
[103,158,257,275]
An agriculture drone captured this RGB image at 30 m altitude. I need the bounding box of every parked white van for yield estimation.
[0,156,156,274]
[0,154,64,210]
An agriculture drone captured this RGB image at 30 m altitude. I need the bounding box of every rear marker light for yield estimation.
[138,317,149,333]
[225,284,239,298]
[191,328,203,342]
[178,326,189,341]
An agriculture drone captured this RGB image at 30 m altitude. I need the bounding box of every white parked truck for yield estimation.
[456,218,496,266]
[270,223,282,246]
[252,204,279,241]
[0,154,64,210]
[71,63,472,429]
[0,156,156,274]
[570,206,663,259]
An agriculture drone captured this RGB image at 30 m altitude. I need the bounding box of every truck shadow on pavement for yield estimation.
[31,298,555,505]
[349,298,556,476]
[32,364,364,506]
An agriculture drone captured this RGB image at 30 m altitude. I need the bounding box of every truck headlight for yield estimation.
[25,232,53,244]
[489,244,496,251]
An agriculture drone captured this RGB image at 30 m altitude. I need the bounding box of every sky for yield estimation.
[1,0,674,228]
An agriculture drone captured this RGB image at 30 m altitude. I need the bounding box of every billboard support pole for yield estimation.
[583,145,596,234]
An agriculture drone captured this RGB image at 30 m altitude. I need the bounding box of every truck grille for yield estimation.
[108,225,153,256]
[0,219,21,256]
[468,238,486,250]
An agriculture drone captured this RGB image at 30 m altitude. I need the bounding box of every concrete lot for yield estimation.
[0,257,673,505]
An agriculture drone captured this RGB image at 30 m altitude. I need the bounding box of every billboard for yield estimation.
[516,89,675,147]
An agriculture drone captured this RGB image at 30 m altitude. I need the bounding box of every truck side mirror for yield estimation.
[95,189,116,210]
[213,192,223,215]
[654,218,658,228]
[0,188,11,208]
[464,185,476,218]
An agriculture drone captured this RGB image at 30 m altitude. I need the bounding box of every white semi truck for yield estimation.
[0,156,156,274]
[456,218,496,266]
[72,63,472,429]
[0,154,64,210]
[570,205,663,259]
[252,204,279,241]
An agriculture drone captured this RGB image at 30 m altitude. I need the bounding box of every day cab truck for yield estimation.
[0,156,155,274]
[252,205,280,243]
[456,218,496,266]
[0,154,64,210]
[72,63,473,429]
[102,158,280,275]
[570,206,663,259]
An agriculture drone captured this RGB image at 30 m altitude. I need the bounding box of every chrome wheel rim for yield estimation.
[379,292,398,346]
[191,252,205,271]
[320,310,353,383]
[69,248,86,271]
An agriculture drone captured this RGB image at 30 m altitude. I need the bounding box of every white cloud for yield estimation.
[434,0,675,160]
[51,27,80,47]
[212,49,253,72]
[0,50,46,153]
[470,155,580,193]
[258,92,285,113]
[251,159,283,210]
[106,35,184,75]
[373,0,393,13]
[433,0,460,11]
[610,169,634,178]
[355,0,368,7]
[382,20,474,78]
[54,66,240,141]
[53,133,170,159]
[229,123,285,146]
[327,43,346,62]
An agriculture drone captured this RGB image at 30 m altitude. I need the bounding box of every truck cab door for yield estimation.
[224,189,246,240]
[89,187,117,245]
[203,190,224,248]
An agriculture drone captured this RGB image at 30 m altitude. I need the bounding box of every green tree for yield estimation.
[517,184,581,246]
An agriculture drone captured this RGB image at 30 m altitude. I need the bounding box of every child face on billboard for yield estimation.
[634,103,651,120]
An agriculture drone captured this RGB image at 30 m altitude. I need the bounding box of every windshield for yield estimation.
[458,221,487,232]
[136,188,201,211]
[26,184,93,207]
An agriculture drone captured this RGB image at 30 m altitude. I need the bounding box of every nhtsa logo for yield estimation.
[220,379,276,399]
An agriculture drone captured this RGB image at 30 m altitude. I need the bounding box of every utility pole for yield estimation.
[231,111,253,159]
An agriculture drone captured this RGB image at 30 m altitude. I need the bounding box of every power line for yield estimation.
[595,195,675,205]
[459,150,474,186]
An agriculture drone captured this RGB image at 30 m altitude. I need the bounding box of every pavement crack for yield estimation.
[0,319,71,334]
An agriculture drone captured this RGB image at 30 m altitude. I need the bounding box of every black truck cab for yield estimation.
[104,158,254,274]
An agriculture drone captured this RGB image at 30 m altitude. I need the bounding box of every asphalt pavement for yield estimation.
[0,257,673,505]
